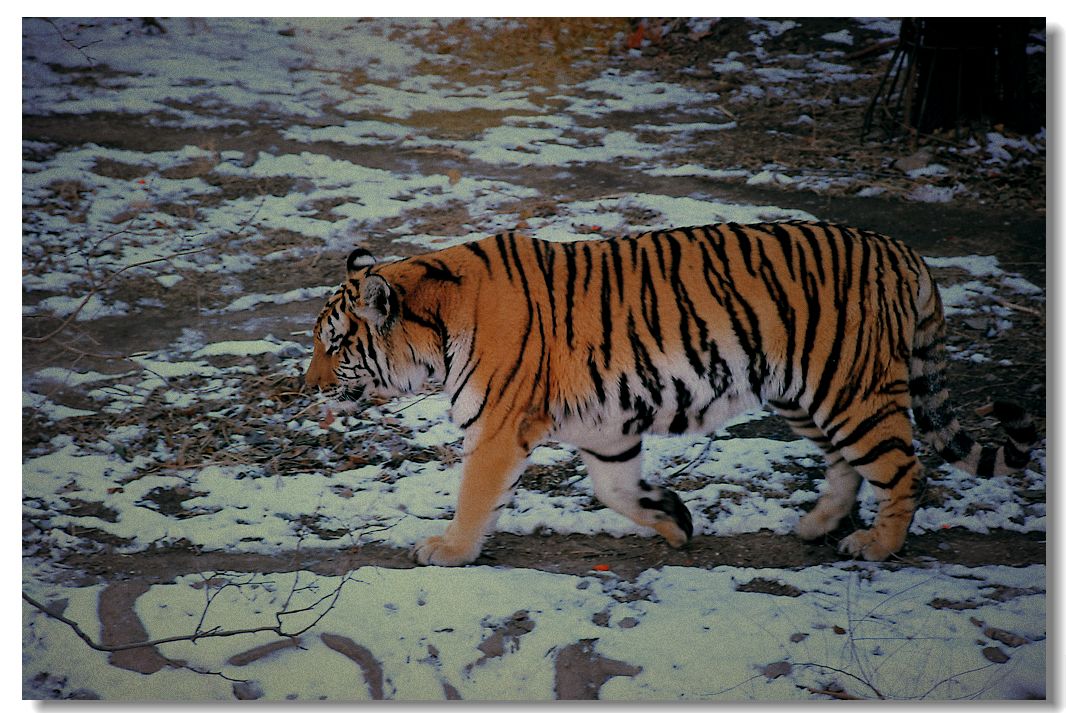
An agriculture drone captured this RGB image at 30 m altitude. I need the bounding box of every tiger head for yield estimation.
[305,248,438,412]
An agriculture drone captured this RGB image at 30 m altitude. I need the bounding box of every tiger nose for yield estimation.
[305,352,337,391]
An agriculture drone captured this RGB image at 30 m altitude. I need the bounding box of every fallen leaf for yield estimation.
[626,22,645,49]
[984,627,1027,648]
[982,646,1010,664]
[761,660,792,680]
[320,408,335,429]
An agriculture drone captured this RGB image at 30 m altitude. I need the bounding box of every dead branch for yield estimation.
[990,295,1043,317]
[22,570,355,655]
[23,246,213,345]
[792,662,885,700]
[805,686,864,700]
[41,18,101,65]
[23,591,291,653]
[844,37,898,61]
[25,200,265,346]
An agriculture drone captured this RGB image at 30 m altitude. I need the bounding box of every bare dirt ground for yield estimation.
[23,18,1046,590]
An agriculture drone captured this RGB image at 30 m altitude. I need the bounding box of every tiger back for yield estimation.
[306,221,1037,565]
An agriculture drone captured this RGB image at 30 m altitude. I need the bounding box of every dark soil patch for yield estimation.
[54,529,1045,587]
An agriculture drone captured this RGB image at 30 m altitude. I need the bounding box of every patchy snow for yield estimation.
[192,338,304,358]
[821,29,854,45]
[218,287,336,314]
[643,165,749,179]
[22,391,96,421]
[907,184,967,203]
[21,17,1046,702]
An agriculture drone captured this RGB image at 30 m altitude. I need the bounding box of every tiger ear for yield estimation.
[347,248,375,278]
[355,274,394,327]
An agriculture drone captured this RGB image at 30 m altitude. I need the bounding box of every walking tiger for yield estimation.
[305,221,1036,565]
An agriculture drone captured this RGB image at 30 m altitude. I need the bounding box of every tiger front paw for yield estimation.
[837,529,896,562]
[413,535,481,566]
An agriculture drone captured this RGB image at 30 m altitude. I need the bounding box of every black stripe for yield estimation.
[700,231,766,394]
[627,312,663,404]
[1003,440,1031,469]
[666,231,707,377]
[623,397,655,435]
[992,400,1026,424]
[531,240,557,332]
[846,436,914,467]
[913,403,948,434]
[418,258,462,284]
[909,374,933,397]
[495,233,513,282]
[564,243,578,349]
[806,228,850,416]
[829,401,906,449]
[587,350,606,404]
[669,378,692,434]
[726,223,757,277]
[618,372,632,410]
[1006,423,1039,446]
[756,244,795,394]
[864,460,916,490]
[768,223,797,281]
[599,251,613,368]
[500,233,535,391]
[609,239,624,296]
[639,248,664,351]
[582,442,642,463]
[459,377,493,429]
[463,240,492,275]
[976,445,1000,477]
[581,243,594,293]
[795,223,827,284]
[938,430,976,464]
[450,356,481,405]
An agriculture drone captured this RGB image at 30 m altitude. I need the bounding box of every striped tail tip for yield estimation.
[942,401,1038,477]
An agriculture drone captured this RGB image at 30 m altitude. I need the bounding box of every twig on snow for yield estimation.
[41,18,102,65]
[22,569,357,655]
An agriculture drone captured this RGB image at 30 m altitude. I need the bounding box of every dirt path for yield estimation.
[55,529,1046,588]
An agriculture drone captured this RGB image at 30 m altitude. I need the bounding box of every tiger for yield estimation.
[304,221,1038,566]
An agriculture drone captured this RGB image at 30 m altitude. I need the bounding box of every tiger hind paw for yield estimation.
[641,488,693,548]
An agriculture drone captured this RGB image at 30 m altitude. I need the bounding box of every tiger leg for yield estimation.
[771,402,861,541]
[827,404,922,561]
[579,441,693,548]
[413,423,534,566]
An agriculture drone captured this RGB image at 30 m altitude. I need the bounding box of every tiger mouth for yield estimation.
[338,387,364,404]
[319,387,364,416]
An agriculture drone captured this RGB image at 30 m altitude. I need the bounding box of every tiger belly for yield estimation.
[555,369,764,450]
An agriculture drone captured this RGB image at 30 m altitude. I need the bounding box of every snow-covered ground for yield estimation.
[21,18,1046,701]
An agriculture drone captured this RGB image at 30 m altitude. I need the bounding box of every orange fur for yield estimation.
[306,222,1036,565]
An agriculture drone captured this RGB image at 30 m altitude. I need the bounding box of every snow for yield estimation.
[192,339,303,357]
[908,184,967,203]
[20,17,1046,702]
[821,29,854,46]
[644,165,749,179]
[22,563,1046,700]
